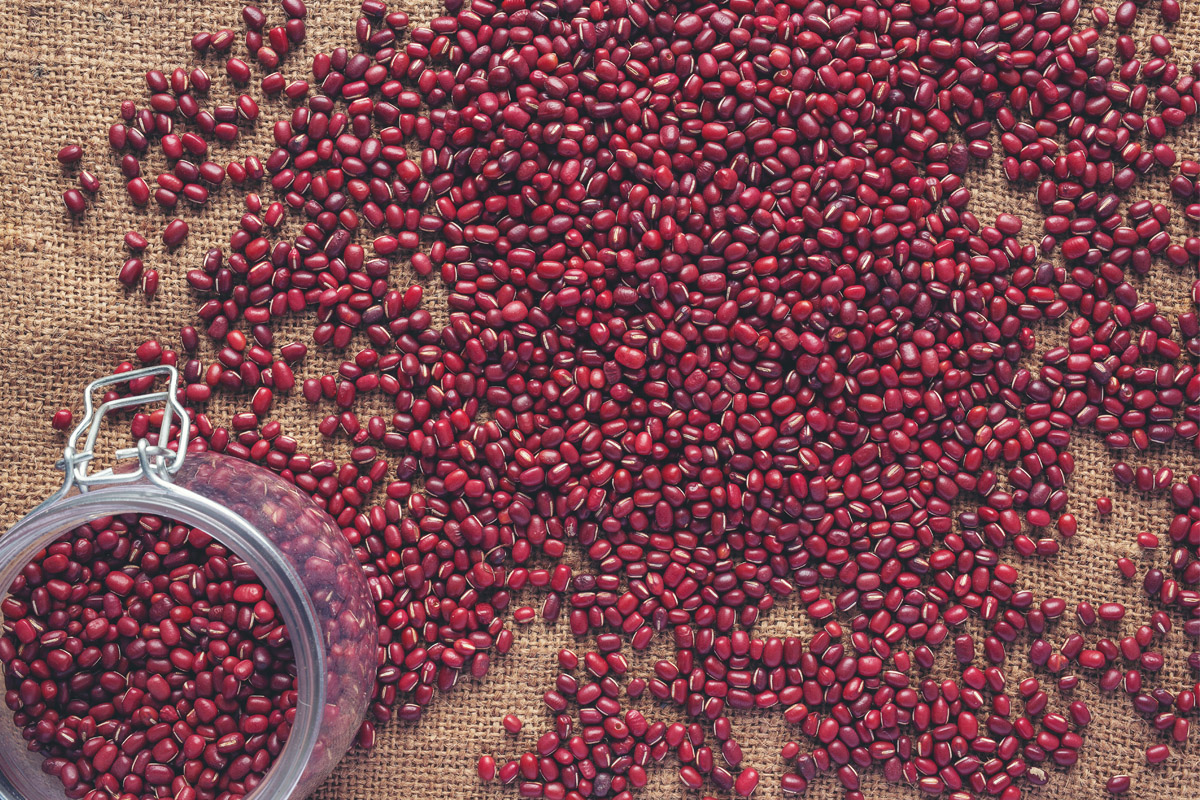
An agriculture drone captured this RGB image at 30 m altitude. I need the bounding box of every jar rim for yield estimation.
[0,481,325,800]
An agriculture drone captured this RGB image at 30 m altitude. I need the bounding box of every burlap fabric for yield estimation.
[0,0,1197,797]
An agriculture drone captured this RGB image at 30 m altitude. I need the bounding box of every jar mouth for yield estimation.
[0,483,325,800]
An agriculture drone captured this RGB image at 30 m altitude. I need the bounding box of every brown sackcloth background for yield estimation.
[0,0,1199,796]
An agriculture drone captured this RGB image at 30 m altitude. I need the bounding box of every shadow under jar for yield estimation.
[0,366,377,800]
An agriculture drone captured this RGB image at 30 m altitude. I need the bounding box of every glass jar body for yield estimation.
[0,452,376,800]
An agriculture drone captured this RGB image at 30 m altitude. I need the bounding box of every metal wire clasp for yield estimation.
[53,365,191,496]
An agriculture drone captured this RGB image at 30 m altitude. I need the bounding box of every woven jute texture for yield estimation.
[1,0,1200,797]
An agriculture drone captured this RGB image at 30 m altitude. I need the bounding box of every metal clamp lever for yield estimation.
[53,365,191,497]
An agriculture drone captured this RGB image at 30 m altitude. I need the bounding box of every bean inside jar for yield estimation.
[0,513,295,800]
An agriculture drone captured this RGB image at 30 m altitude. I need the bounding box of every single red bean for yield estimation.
[163,218,189,247]
[142,269,159,297]
[56,144,83,164]
[126,177,150,205]
[243,4,267,29]
[226,57,251,83]
[61,190,86,215]
[238,94,259,120]
[118,257,143,286]
[734,767,759,797]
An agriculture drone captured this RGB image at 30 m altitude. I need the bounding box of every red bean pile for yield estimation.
[1,516,295,800]
[33,0,1200,793]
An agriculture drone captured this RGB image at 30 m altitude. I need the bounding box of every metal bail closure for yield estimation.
[53,365,192,498]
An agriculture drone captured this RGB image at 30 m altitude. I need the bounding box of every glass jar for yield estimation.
[0,366,377,800]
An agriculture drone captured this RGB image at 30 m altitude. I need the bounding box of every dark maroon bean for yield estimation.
[226,57,251,83]
[126,177,150,205]
[50,408,72,430]
[162,218,189,247]
[61,190,85,215]
[56,144,83,164]
[117,257,143,287]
